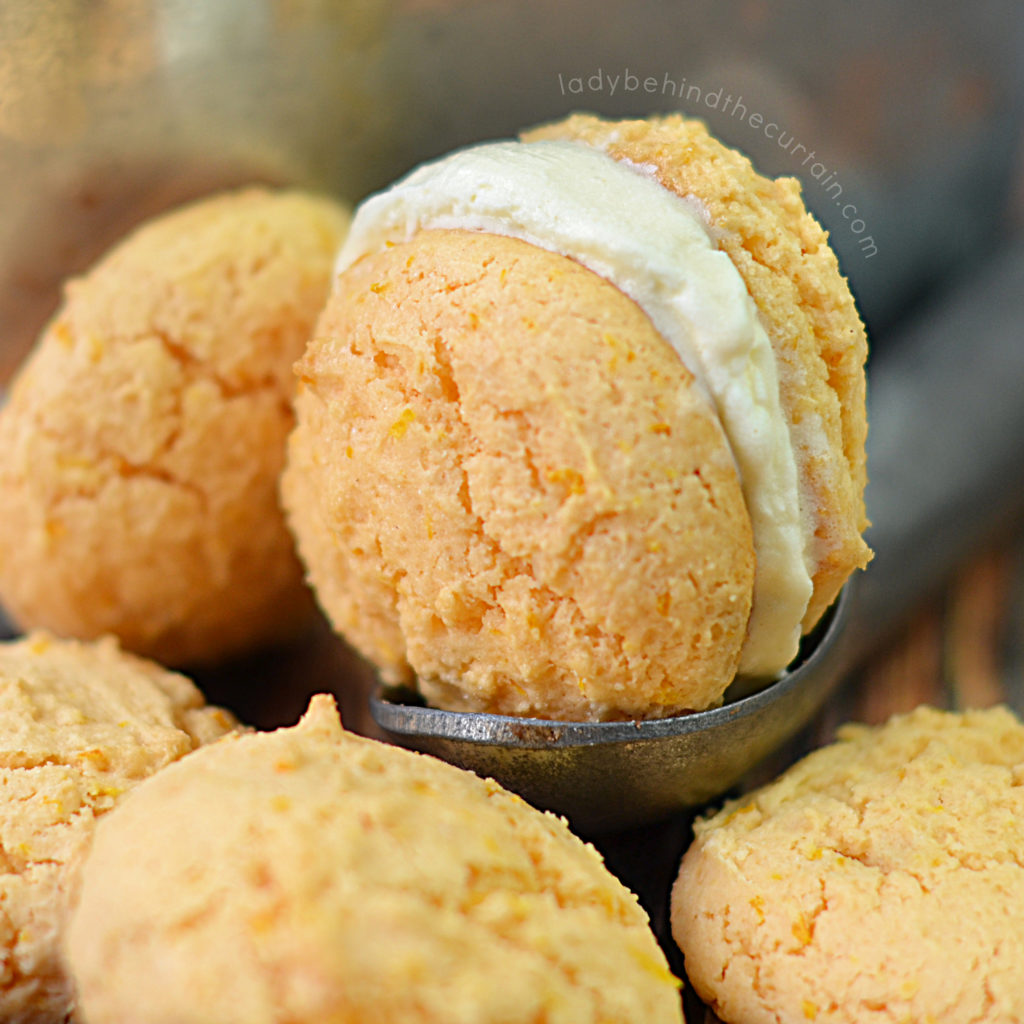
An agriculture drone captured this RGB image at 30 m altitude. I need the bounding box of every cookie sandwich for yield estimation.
[283,113,871,721]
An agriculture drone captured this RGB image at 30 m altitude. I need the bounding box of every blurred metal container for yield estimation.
[1,0,1022,386]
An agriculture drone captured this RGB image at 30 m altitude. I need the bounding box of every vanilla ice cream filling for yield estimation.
[337,139,813,678]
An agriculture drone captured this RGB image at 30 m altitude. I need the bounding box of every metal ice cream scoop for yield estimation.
[371,242,1024,833]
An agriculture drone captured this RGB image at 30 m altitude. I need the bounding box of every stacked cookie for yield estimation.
[0,117,872,712]
[282,113,871,720]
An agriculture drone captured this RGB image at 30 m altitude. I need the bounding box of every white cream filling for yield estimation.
[337,139,813,678]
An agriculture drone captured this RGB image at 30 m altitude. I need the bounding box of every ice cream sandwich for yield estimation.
[283,113,870,721]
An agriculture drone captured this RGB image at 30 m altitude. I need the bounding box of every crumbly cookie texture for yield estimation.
[66,694,685,1024]
[524,113,871,631]
[672,705,1024,1024]
[0,631,238,1024]
[284,228,754,720]
[0,188,349,666]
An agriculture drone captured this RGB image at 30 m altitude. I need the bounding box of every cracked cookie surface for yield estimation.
[67,694,683,1024]
[672,705,1024,1024]
[0,188,349,665]
[283,228,754,720]
[0,631,237,1022]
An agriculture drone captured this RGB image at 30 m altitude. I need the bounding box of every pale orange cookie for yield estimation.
[0,188,349,666]
[66,695,684,1024]
[672,705,1024,1024]
[285,229,753,719]
[0,631,237,1023]
[283,114,869,720]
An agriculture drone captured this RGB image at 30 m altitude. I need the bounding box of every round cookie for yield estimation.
[671,705,1024,1024]
[0,188,349,666]
[66,694,685,1024]
[284,228,754,720]
[525,113,871,631]
[0,631,238,1023]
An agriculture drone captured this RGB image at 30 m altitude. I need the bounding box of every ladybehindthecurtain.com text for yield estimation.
[558,68,877,259]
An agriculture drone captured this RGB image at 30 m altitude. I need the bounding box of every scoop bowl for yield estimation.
[372,583,855,832]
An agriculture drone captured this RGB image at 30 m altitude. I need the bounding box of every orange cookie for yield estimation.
[283,114,870,720]
[66,695,684,1024]
[0,631,237,1022]
[0,188,349,666]
[672,706,1024,1024]
[285,228,754,719]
